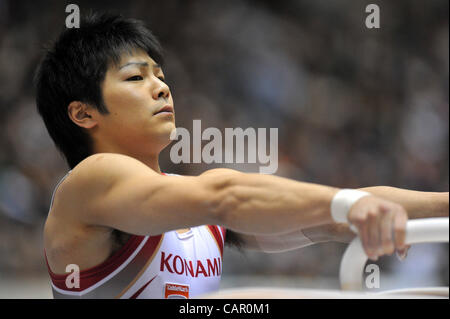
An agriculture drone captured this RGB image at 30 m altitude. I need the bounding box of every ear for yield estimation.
[67,101,98,129]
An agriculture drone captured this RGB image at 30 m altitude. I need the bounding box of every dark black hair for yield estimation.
[34,13,164,169]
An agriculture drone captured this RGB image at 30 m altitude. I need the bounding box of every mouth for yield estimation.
[153,104,174,116]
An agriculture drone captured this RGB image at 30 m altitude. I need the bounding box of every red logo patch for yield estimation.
[164,282,189,299]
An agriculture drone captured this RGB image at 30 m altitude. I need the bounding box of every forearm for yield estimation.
[358,186,449,219]
[308,187,449,244]
[231,224,354,254]
[302,223,355,243]
[205,170,338,235]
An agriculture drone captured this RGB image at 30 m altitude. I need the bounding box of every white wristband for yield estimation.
[330,189,371,224]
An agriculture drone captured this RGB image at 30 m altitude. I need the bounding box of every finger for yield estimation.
[380,209,395,255]
[393,209,408,251]
[367,210,380,260]
[353,217,373,259]
[396,245,411,261]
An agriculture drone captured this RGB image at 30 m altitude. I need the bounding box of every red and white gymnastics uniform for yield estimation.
[45,172,226,299]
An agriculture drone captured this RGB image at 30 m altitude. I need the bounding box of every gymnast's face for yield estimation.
[95,49,175,155]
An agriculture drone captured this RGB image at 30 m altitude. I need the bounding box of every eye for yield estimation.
[126,75,143,81]
[158,77,166,83]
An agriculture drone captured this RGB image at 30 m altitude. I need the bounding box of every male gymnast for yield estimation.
[35,14,449,298]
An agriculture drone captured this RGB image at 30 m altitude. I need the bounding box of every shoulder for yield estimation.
[64,153,155,195]
[50,153,156,219]
[72,153,154,181]
[44,154,155,245]
[200,168,243,177]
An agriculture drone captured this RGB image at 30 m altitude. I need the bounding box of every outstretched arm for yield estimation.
[359,186,448,219]
[62,153,409,261]
[226,223,352,253]
[231,187,448,254]
[327,187,448,245]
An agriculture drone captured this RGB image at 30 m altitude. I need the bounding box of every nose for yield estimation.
[152,81,170,100]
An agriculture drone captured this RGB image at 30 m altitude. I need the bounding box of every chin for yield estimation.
[156,124,177,146]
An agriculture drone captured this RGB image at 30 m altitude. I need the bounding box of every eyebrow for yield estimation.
[119,62,161,70]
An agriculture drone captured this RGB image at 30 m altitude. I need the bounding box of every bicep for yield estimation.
[68,153,217,236]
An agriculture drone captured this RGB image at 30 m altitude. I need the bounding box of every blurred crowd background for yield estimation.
[0,0,448,297]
